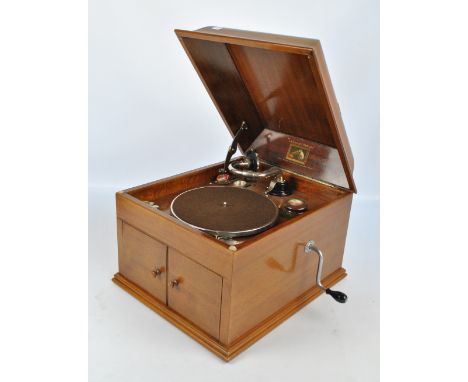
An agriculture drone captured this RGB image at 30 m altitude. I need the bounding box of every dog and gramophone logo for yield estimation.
[285,141,310,165]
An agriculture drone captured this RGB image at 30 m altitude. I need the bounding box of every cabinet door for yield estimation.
[120,223,167,303]
[167,248,222,339]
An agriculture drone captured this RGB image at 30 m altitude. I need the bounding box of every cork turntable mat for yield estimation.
[170,186,279,237]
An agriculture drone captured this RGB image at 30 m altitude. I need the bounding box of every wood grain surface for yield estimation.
[167,248,223,339]
[228,194,352,343]
[119,223,167,303]
[175,27,356,192]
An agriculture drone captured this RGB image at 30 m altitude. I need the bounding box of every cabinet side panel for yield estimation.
[117,218,123,270]
[228,194,352,343]
[219,277,232,345]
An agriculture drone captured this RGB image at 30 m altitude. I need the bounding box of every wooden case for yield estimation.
[113,27,356,361]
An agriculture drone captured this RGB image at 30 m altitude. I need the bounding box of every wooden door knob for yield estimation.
[170,279,179,288]
[151,268,162,277]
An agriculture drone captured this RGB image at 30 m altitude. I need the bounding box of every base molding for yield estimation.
[112,267,347,361]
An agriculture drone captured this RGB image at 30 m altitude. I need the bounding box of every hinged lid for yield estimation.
[175,27,356,193]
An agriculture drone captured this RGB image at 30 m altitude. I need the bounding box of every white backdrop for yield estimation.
[89,0,379,197]
[89,1,379,381]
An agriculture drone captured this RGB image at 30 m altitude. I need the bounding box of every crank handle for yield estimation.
[304,240,348,303]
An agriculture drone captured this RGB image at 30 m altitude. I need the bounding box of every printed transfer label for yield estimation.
[285,142,310,165]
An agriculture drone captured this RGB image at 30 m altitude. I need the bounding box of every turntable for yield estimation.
[113,27,356,361]
[170,186,279,238]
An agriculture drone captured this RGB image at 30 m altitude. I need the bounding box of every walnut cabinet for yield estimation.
[113,26,356,361]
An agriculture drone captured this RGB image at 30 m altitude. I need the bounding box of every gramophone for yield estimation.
[113,26,356,360]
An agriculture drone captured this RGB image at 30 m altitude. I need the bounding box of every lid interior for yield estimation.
[176,28,355,192]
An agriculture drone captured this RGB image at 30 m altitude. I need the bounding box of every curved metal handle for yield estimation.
[170,279,179,288]
[228,159,281,179]
[151,267,162,277]
[304,240,347,303]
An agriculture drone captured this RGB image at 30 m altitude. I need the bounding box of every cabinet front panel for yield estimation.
[168,248,222,340]
[120,223,167,303]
